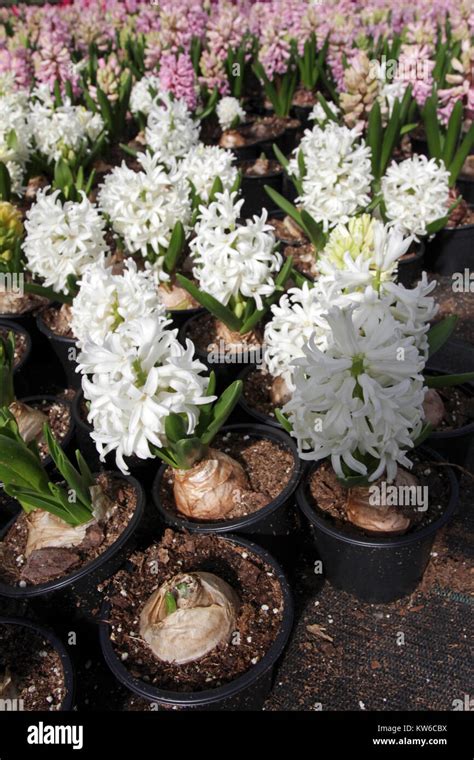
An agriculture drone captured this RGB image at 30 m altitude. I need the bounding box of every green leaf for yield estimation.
[0,162,11,201]
[380,98,401,175]
[413,422,433,448]
[172,437,206,469]
[201,380,243,446]
[367,100,382,179]
[208,175,223,203]
[96,87,114,133]
[194,372,217,437]
[400,122,419,136]
[43,425,93,512]
[23,281,73,305]
[0,433,50,492]
[425,372,474,389]
[165,592,177,615]
[275,408,292,433]
[75,449,94,487]
[164,413,188,444]
[300,210,325,251]
[448,121,474,186]
[264,186,307,235]
[422,95,442,160]
[163,221,185,275]
[427,316,458,356]
[54,158,74,194]
[442,99,462,169]
[175,274,241,332]
[273,143,289,171]
[316,93,338,122]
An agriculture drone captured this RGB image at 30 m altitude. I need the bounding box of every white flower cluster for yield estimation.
[264,218,437,392]
[0,91,31,194]
[190,190,282,310]
[98,151,192,281]
[216,96,246,131]
[145,93,200,161]
[130,74,162,116]
[308,100,340,127]
[28,89,104,164]
[283,306,427,482]
[288,123,373,231]
[381,155,450,238]
[78,316,211,473]
[178,143,238,202]
[23,189,108,294]
[71,258,165,347]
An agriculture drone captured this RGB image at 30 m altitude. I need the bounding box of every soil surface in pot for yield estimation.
[219,115,288,149]
[40,305,74,339]
[105,529,284,691]
[431,385,474,431]
[0,325,28,367]
[185,313,263,356]
[242,368,279,420]
[27,398,72,461]
[158,430,294,521]
[240,157,283,177]
[0,623,66,709]
[446,196,474,227]
[306,455,451,538]
[0,473,137,586]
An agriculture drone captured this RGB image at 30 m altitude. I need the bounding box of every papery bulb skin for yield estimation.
[269,375,292,406]
[423,389,445,428]
[157,281,198,310]
[140,571,239,665]
[173,448,249,520]
[8,401,48,444]
[346,469,419,535]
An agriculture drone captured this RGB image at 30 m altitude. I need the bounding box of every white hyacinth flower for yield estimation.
[178,143,238,202]
[28,97,105,164]
[288,122,373,231]
[71,258,166,347]
[283,305,426,482]
[23,189,108,295]
[381,155,450,238]
[130,75,162,116]
[145,93,200,162]
[78,316,212,474]
[98,151,192,281]
[216,96,246,131]
[0,94,31,193]
[190,190,282,310]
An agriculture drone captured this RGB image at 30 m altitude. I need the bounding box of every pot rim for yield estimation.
[296,445,459,549]
[0,472,145,599]
[0,616,75,710]
[36,305,76,345]
[0,317,32,373]
[99,532,293,706]
[151,422,302,533]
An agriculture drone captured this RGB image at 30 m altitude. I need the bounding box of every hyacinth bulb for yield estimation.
[423,389,445,428]
[140,571,239,665]
[25,510,90,558]
[269,375,291,406]
[8,401,48,445]
[346,469,419,534]
[173,448,248,520]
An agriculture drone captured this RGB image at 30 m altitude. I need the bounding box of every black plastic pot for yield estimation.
[425,216,474,275]
[20,394,74,468]
[425,370,474,468]
[152,423,302,545]
[237,366,281,428]
[396,242,425,287]
[457,174,474,205]
[36,308,80,390]
[168,305,204,331]
[0,473,145,613]
[0,616,75,710]
[296,447,459,603]
[240,161,284,218]
[0,307,50,366]
[99,534,293,710]
[291,103,313,130]
[179,312,263,389]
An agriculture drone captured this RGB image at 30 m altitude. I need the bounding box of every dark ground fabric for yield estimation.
[0,275,472,711]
